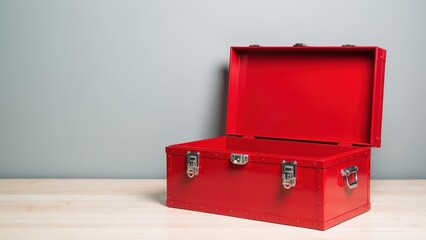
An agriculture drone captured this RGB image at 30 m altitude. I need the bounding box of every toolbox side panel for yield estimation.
[323,153,371,226]
[166,152,318,227]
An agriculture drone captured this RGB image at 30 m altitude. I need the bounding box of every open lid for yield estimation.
[225,45,386,147]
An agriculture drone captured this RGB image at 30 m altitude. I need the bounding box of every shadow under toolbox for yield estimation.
[165,45,386,230]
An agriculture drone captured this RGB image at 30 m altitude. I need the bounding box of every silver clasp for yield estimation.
[186,152,200,178]
[282,161,297,189]
[230,153,249,165]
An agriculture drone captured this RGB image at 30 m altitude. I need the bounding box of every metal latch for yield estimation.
[341,166,359,189]
[282,161,297,189]
[186,152,200,178]
[230,153,249,165]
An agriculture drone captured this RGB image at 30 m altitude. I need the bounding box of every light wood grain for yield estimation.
[0,179,425,240]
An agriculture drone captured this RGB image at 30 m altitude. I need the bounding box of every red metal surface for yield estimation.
[226,46,386,147]
[169,136,363,164]
[166,45,385,230]
[166,136,371,230]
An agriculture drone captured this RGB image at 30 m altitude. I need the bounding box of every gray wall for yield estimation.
[0,0,425,179]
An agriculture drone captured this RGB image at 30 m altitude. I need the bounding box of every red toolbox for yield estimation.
[165,45,386,230]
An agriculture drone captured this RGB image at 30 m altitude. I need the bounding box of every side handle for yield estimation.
[341,166,359,189]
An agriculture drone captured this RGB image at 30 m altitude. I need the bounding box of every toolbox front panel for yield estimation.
[167,153,318,223]
[166,137,371,230]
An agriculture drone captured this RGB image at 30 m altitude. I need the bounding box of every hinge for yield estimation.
[241,135,256,139]
[293,43,307,47]
[338,142,353,147]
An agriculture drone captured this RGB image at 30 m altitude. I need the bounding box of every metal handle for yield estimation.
[341,166,359,189]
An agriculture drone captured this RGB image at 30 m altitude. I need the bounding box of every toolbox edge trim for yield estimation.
[166,199,370,231]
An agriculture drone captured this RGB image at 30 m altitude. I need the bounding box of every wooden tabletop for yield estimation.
[0,179,425,240]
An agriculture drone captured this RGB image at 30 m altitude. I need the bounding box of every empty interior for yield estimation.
[172,136,358,159]
[226,48,377,145]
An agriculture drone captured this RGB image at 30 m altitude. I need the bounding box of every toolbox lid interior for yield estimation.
[226,46,386,147]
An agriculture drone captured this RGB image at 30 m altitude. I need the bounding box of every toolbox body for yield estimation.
[166,45,386,230]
